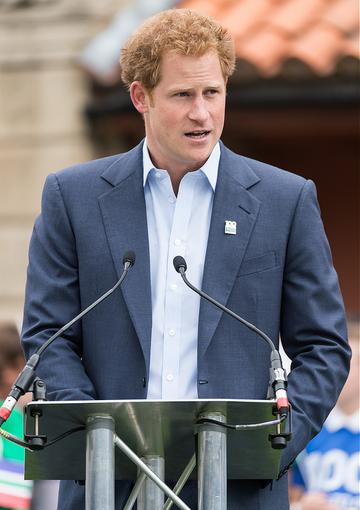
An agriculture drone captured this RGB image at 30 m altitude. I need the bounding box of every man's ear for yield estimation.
[130,81,150,114]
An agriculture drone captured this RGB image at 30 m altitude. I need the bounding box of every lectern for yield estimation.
[24,399,290,509]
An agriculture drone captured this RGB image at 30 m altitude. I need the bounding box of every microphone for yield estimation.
[0,250,136,426]
[173,255,289,419]
[123,250,136,270]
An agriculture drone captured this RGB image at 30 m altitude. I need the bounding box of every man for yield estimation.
[22,9,351,510]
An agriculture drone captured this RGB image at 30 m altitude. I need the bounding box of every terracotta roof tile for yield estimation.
[177,0,360,78]
[336,31,360,75]
[236,28,288,76]
[178,0,222,18]
[291,25,345,75]
[323,0,359,34]
[345,31,360,58]
[219,0,272,39]
[268,0,328,36]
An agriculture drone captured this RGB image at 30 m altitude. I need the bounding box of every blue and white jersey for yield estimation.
[292,407,360,509]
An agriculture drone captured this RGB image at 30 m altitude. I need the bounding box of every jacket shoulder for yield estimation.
[221,143,306,189]
[52,140,144,186]
[242,155,307,188]
[53,154,122,184]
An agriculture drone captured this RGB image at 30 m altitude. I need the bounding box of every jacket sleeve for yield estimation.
[22,173,97,401]
[279,179,351,472]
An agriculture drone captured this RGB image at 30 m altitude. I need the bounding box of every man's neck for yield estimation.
[146,149,206,196]
[143,138,220,196]
[154,160,201,196]
[169,172,185,196]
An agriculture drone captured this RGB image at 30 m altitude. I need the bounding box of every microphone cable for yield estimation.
[0,251,136,450]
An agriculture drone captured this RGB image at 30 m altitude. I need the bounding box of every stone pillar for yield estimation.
[0,0,128,321]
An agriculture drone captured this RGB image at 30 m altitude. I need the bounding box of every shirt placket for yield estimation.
[162,177,194,399]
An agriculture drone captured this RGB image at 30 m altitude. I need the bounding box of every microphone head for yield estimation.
[123,250,136,267]
[173,256,187,273]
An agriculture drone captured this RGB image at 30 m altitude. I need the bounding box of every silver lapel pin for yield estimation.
[225,220,237,235]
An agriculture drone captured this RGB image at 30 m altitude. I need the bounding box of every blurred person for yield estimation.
[0,323,25,399]
[0,325,59,510]
[21,9,351,510]
[290,320,360,510]
[0,322,32,510]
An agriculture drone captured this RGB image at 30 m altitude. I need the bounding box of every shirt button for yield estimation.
[155,172,161,178]
[168,196,175,204]
[170,283,178,291]
[168,329,176,336]
[166,374,174,382]
[174,239,181,246]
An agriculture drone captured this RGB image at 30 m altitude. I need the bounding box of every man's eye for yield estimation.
[206,89,218,95]
[176,92,189,97]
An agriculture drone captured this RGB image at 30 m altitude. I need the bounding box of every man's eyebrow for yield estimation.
[204,85,222,90]
[167,86,193,94]
[168,84,223,94]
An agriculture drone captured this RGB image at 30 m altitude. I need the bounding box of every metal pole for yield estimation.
[163,454,196,510]
[137,456,164,510]
[123,472,146,510]
[114,434,190,510]
[86,415,115,510]
[197,412,227,510]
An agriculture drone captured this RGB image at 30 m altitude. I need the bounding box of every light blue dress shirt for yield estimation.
[143,141,220,399]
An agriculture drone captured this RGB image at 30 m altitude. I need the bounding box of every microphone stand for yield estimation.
[0,252,135,451]
[173,256,291,449]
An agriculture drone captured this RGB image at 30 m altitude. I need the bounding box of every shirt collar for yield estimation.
[142,138,220,192]
[326,406,360,433]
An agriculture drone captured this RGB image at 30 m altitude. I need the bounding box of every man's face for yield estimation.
[131,50,227,175]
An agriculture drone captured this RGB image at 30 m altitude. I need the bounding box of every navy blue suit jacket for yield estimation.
[22,142,350,509]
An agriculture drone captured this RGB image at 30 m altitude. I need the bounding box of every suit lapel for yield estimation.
[97,142,261,368]
[198,145,261,358]
[98,142,152,374]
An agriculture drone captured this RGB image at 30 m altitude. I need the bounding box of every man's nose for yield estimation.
[188,97,209,123]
